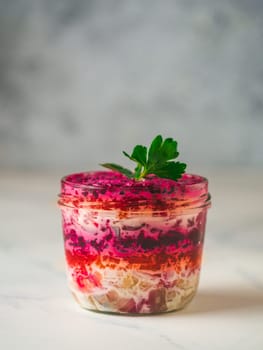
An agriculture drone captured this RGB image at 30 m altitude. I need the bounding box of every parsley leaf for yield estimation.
[100,163,134,178]
[151,161,186,181]
[101,135,187,181]
[123,144,147,166]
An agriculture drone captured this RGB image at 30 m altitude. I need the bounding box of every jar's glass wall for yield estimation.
[59,171,210,314]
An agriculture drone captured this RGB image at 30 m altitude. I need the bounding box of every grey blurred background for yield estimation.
[0,0,262,173]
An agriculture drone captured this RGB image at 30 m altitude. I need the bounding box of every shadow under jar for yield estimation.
[58,171,211,315]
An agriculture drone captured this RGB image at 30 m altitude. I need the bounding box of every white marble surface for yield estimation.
[0,169,263,350]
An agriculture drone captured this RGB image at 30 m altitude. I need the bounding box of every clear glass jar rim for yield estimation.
[58,171,211,212]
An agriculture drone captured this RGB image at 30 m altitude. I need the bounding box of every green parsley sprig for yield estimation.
[101,135,187,181]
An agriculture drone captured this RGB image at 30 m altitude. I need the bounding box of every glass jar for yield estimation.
[58,171,211,314]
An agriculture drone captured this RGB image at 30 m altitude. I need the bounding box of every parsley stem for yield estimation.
[137,168,148,180]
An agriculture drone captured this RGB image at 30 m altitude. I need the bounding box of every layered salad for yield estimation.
[59,171,210,314]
